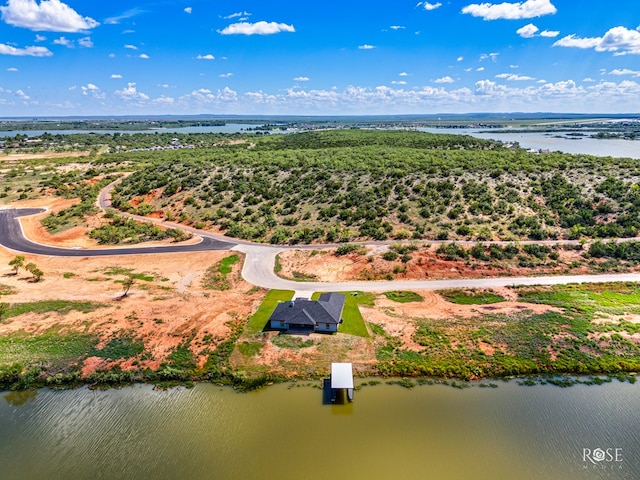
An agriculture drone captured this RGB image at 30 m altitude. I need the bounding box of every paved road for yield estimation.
[4,185,640,292]
[0,208,236,256]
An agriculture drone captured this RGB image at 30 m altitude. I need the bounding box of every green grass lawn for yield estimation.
[438,289,506,305]
[312,291,372,337]
[384,291,424,303]
[246,289,295,334]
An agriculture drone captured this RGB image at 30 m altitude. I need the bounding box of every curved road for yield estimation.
[3,203,640,293]
[0,208,235,256]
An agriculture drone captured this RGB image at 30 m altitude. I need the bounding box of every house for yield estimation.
[269,293,345,333]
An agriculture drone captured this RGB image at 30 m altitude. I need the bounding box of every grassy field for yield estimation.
[384,291,424,303]
[437,289,506,305]
[246,289,295,334]
[0,300,105,322]
[312,291,372,337]
[0,328,96,366]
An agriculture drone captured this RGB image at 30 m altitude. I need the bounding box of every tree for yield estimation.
[24,262,43,282]
[8,256,24,275]
[120,276,135,298]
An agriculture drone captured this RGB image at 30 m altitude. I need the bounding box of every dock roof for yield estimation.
[331,362,354,389]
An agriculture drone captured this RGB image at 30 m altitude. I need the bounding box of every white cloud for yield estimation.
[108,53,115,58]
[583,77,595,82]
[35,34,45,41]
[358,44,376,50]
[293,76,310,81]
[197,54,215,60]
[609,68,640,77]
[480,52,499,61]
[104,8,144,25]
[391,80,407,85]
[0,0,99,32]
[15,89,30,100]
[554,26,640,55]
[540,30,559,37]
[496,73,535,80]
[154,95,174,105]
[224,11,251,20]
[78,37,92,48]
[184,7,192,14]
[417,2,442,11]
[457,56,464,62]
[0,43,52,56]
[389,25,405,30]
[517,23,538,38]
[53,36,72,47]
[182,87,238,103]
[218,21,294,35]
[462,0,556,20]
[434,76,455,83]
[110,74,122,79]
[81,83,104,98]
[510,64,519,68]
[7,67,18,71]
[124,44,138,50]
[477,67,485,71]
[115,82,149,101]
[139,53,149,59]
[399,72,409,76]
[219,73,233,78]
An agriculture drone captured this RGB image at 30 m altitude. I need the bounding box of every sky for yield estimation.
[1,0,640,116]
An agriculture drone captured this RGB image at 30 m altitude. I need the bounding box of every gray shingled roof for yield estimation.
[270,293,345,326]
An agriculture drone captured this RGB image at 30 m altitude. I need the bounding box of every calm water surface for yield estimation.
[1,381,638,480]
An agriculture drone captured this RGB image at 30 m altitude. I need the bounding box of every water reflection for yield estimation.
[0,381,638,480]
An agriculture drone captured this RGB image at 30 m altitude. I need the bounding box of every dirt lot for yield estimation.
[0,223,261,375]
[277,245,601,282]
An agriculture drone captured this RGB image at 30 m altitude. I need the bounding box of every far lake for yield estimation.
[1,380,638,479]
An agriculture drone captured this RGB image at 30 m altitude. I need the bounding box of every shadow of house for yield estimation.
[268,293,345,333]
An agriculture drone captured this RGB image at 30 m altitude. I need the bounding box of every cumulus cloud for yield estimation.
[434,76,455,83]
[417,2,442,10]
[81,83,104,98]
[115,82,149,101]
[609,68,640,77]
[218,21,294,35]
[110,74,122,79]
[391,80,407,85]
[0,0,99,32]
[184,7,192,14]
[219,73,233,78]
[7,67,18,71]
[293,76,310,81]
[0,43,52,56]
[35,34,45,41]
[139,53,149,59]
[399,72,409,76]
[358,44,376,49]
[496,73,535,80]
[15,89,30,100]
[540,30,559,37]
[53,36,72,47]
[124,44,138,50]
[554,26,640,55]
[457,56,464,61]
[389,25,405,30]
[517,23,538,38]
[78,37,92,48]
[462,0,557,20]
[197,54,215,60]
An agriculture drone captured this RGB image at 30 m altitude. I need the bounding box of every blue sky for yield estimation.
[1,0,640,115]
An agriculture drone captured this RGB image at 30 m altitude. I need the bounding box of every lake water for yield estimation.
[419,128,640,159]
[1,380,638,480]
[0,123,269,138]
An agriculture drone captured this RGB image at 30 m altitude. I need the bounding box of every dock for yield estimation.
[330,362,354,403]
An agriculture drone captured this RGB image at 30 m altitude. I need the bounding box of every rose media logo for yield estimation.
[582,447,623,471]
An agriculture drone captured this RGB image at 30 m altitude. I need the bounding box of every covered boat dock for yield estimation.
[330,362,354,403]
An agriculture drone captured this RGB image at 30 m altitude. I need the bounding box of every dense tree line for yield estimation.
[98,130,640,244]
